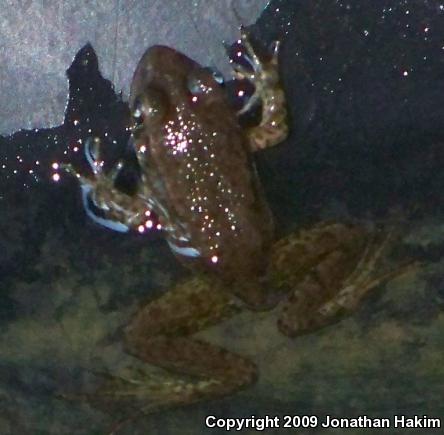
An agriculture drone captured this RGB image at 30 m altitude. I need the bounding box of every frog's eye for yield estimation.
[132,87,167,126]
[187,74,207,95]
[187,67,223,96]
[132,98,144,127]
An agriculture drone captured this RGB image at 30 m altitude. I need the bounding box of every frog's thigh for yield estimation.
[277,228,409,337]
[124,277,257,404]
[277,249,353,336]
[270,222,365,287]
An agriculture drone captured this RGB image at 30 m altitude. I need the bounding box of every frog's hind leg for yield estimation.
[317,229,418,319]
[231,27,288,151]
[96,276,255,417]
[277,226,418,337]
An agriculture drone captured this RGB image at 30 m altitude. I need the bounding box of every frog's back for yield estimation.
[129,44,274,282]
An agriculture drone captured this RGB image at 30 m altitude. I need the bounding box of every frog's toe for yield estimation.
[63,368,190,433]
[269,40,281,65]
[230,28,287,150]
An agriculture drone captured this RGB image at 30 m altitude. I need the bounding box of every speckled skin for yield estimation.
[62,30,413,418]
[128,43,275,298]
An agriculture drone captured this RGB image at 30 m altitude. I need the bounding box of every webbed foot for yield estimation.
[61,137,150,232]
[229,26,288,151]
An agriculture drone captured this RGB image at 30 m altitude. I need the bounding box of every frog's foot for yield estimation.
[122,336,257,412]
[83,368,230,434]
[275,225,419,337]
[61,137,150,232]
[231,26,288,151]
[90,277,253,419]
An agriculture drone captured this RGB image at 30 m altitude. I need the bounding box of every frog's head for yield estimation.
[129,45,228,142]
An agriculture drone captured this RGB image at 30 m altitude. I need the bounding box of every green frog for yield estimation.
[62,28,412,416]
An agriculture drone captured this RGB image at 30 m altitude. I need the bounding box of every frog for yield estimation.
[61,28,414,417]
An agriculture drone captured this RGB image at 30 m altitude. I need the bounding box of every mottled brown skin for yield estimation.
[128,44,275,305]
[62,30,412,420]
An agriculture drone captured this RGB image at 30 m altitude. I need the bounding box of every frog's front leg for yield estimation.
[62,137,151,232]
[232,27,288,151]
[104,277,256,414]
[271,224,418,337]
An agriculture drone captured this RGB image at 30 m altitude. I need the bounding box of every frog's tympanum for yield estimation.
[63,29,412,417]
